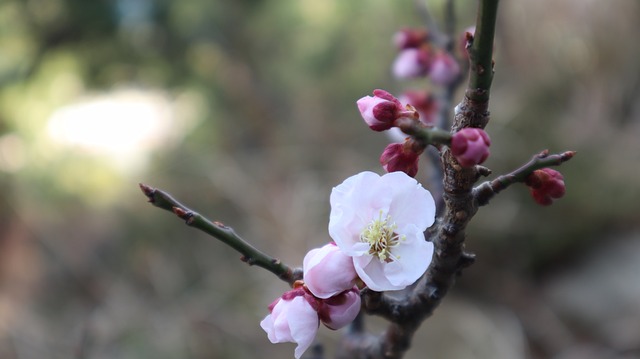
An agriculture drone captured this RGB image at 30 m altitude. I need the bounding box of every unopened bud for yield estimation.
[357,89,417,131]
[450,128,491,167]
[393,28,429,49]
[317,287,361,330]
[428,51,461,86]
[303,243,357,299]
[525,168,566,206]
[380,140,421,177]
[392,47,432,79]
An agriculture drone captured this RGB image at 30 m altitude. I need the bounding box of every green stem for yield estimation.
[139,184,302,285]
[411,127,452,147]
[468,0,499,102]
[473,150,576,206]
[396,118,452,148]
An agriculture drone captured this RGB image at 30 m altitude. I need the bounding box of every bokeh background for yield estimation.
[1,0,639,358]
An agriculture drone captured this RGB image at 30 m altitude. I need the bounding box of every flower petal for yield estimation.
[303,243,358,299]
[329,172,392,253]
[353,255,404,291]
[321,288,361,330]
[383,232,433,287]
[287,297,320,359]
[380,171,435,231]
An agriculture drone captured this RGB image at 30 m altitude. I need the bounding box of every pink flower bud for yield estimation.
[303,243,358,299]
[392,48,431,79]
[525,168,566,206]
[317,287,361,330]
[357,89,416,131]
[450,128,491,167]
[260,287,320,359]
[428,51,461,86]
[399,90,438,126]
[380,140,421,177]
[393,28,429,49]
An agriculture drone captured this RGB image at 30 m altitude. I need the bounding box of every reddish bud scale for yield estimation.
[372,102,399,126]
[460,26,476,59]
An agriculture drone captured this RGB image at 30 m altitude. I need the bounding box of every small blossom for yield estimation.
[428,51,461,86]
[357,89,417,131]
[303,243,358,299]
[261,284,361,358]
[392,48,432,79]
[260,287,319,359]
[317,287,361,330]
[328,171,435,292]
[380,140,421,178]
[525,168,566,206]
[450,128,491,167]
[393,28,429,49]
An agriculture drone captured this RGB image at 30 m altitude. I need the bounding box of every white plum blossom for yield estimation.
[328,171,435,291]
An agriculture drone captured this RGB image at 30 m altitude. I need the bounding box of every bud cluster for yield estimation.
[392,27,461,86]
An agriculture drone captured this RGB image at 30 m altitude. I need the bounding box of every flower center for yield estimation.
[360,211,404,262]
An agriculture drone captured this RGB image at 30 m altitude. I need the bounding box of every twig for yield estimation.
[473,150,576,206]
[466,0,499,102]
[139,183,302,285]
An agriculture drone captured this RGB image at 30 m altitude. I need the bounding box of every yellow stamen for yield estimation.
[360,211,404,262]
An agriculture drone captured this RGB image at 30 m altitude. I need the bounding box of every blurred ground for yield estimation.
[0,0,639,358]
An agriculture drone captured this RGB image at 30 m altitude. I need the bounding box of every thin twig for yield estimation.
[139,183,302,285]
[474,150,576,206]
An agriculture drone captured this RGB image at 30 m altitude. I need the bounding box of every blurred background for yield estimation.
[0,0,639,358]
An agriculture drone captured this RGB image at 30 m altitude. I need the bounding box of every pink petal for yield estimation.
[303,244,358,299]
[287,297,320,359]
[321,288,361,330]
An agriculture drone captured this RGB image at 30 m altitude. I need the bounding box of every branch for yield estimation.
[139,183,302,285]
[467,0,499,102]
[342,1,501,358]
[474,150,576,206]
[408,0,500,322]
